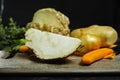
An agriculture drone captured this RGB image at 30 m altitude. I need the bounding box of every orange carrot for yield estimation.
[81,48,115,65]
[19,45,29,53]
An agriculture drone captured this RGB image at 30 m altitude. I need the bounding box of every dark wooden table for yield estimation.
[0,51,120,80]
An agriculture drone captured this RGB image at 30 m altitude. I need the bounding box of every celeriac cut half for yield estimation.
[25,28,81,60]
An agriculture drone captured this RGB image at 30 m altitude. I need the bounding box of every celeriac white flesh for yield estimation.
[25,28,81,60]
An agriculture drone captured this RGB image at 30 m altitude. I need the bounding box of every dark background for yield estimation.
[1,0,120,31]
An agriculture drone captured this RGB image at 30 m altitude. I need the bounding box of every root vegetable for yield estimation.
[81,48,115,65]
[19,45,29,53]
[26,8,70,36]
[71,25,118,55]
[25,28,81,60]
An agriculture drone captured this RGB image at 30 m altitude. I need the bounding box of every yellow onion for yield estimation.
[70,25,118,55]
[76,34,101,55]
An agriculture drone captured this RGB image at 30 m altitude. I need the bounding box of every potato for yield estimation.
[71,25,118,55]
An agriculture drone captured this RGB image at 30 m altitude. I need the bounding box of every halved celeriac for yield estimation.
[25,28,81,60]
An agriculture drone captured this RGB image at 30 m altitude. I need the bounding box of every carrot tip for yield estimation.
[104,53,115,59]
[19,45,29,53]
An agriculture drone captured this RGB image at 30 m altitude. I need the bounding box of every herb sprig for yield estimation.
[0,17,27,58]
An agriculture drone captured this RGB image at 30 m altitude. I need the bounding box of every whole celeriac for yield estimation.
[26,8,70,36]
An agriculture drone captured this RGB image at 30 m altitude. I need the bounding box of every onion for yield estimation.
[70,25,118,55]
[77,34,101,55]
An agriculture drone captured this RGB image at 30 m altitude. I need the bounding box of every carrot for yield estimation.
[81,48,115,65]
[19,45,29,53]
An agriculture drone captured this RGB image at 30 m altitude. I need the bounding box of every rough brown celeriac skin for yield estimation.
[26,8,70,36]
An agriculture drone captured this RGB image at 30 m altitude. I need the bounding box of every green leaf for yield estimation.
[0,17,27,58]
